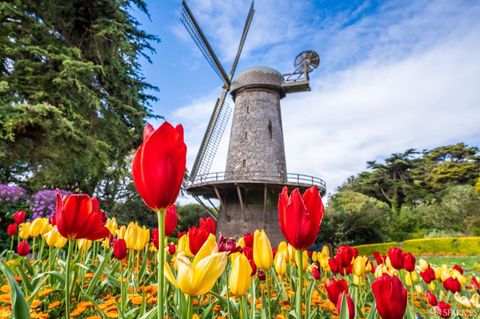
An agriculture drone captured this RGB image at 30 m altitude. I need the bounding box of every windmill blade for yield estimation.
[229,1,255,79]
[181,0,230,87]
[190,88,232,181]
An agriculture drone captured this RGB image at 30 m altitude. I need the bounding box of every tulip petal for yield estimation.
[191,252,228,296]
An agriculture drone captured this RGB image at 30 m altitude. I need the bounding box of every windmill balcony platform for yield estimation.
[186,171,326,198]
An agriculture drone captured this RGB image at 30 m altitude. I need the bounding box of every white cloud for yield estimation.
[169,0,480,201]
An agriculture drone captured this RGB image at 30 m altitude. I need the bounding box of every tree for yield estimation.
[340,144,480,208]
[0,0,159,196]
[318,191,391,246]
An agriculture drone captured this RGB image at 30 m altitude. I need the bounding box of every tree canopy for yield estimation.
[0,0,158,197]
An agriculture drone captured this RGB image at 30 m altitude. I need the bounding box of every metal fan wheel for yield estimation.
[294,50,320,72]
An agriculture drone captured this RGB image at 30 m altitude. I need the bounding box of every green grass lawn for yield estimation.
[420,255,480,273]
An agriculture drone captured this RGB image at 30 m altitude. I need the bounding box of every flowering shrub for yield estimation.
[28,189,71,220]
[0,184,27,213]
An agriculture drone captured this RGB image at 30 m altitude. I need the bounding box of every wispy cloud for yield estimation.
[169,0,480,200]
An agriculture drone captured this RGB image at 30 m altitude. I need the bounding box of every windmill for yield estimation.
[181,1,326,245]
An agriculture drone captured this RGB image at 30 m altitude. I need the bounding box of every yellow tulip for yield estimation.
[374,264,386,278]
[102,238,110,249]
[124,222,150,251]
[253,229,272,269]
[294,250,308,271]
[454,292,472,307]
[404,272,412,287]
[287,244,295,263]
[321,245,330,257]
[105,218,118,235]
[164,234,227,296]
[30,218,49,237]
[429,281,436,291]
[43,226,67,248]
[312,251,317,262]
[274,251,287,275]
[178,233,194,258]
[415,284,423,294]
[229,253,252,296]
[470,293,480,309]
[353,274,364,286]
[238,237,245,248]
[78,239,92,251]
[277,241,289,259]
[418,259,429,271]
[318,254,330,271]
[353,256,368,276]
[116,225,126,239]
[365,261,373,273]
[19,222,31,239]
[411,271,419,283]
[55,235,68,249]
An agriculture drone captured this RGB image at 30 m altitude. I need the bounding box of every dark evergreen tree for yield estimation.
[0,0,159,199]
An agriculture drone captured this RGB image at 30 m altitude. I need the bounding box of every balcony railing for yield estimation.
[188,171,326,190]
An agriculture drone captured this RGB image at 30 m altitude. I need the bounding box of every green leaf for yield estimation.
[366,301,377,319]
[339,292,350,319]
[0,261,30,319]
[86,253,110,295]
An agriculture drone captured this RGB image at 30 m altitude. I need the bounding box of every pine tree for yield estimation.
[0,0,159,198]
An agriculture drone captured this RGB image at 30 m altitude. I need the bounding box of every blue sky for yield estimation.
[131,0,480,199]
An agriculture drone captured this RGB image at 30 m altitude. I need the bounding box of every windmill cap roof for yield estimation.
[231,66,285,97]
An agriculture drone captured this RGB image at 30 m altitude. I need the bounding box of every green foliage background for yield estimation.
[319,143,480,247]
[0,0,160,221]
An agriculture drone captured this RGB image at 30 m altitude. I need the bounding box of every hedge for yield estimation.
[354,237,480,256]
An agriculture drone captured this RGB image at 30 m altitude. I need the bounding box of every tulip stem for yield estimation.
[296,249,303,319]
[65,239,73,319]
[157,209,166,319]
[9,237,13,252]
[186,295,193,319]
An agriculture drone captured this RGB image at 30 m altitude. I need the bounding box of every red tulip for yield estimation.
[336,292,355,319]
[328,256,341,275]
[372,274,407,319]
[434,302,452,318]
[372,251,386,265]
[312,266,320,280]
[420,266,436,284]
[278,186,324,250]
[403,253,416,272]
[258,270,266,281]
[427,291,438,306]
[452,264,464,274]
[218,236,237,253]
[113,239,127,260]
[471,276,479,291]
[165,205,178,237]
[151,228,159,249]
[200,217,216,234]
[243,246,253,260]
[443,277,461,293]
[168,243,176,255]
[7,223,18,236]
[17,241,30,256]
[50,213,57,226]
[249,258,257,276]
[132,122,187,211]
[55,192,110,240]
[188,225,210,255]
[14,210,26,224]
[243,232,254,247]
[387,248,404,270]
[325,278,348,304]
[336,246,355,268]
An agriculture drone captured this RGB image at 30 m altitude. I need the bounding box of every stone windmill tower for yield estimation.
[181,1,326,245]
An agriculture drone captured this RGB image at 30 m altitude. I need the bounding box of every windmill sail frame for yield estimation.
[181,0,255,182]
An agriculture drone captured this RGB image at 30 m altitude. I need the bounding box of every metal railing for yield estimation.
[188,171,326,190]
